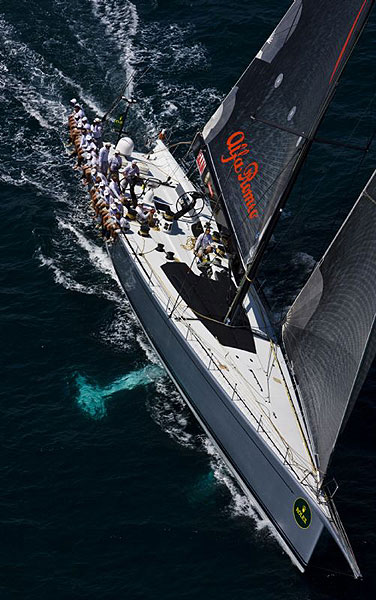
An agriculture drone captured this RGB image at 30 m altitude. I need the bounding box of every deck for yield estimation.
[111,139,323,504]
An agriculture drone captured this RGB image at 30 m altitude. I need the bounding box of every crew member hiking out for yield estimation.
[91,118,103,148]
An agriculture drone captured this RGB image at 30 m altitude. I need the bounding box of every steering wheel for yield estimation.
[132,177,166,200]
[118,176,159,200]
[175,191,205,219]
[143,176,163,189]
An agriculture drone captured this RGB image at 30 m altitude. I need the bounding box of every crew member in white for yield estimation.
[74,103,85,122]
[109,150,122,177]
[109,174,123,202]
[91,118,103,148]
[68,105,83,140]
[75,129,89,164]
[84,134,97,154]
[194,226,213,259]
[124,160,140,208]
[119,213,130,232]
[135,202,148,223]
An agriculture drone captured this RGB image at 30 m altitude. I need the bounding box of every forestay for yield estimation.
[198,0,374,268]
[282,171,376,478]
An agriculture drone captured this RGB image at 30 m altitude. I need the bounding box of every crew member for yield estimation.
[68,105,83,140]
[124,160,141,208]
[109,173,123,202]
[158,128,167,141]
[146,208,158,227]
[87,147,99,170]
[108,149,122,177]
[91,118,103,148]
[84,134,97,154]
[135,202,148,223]
[77,130,93,164]
[119,212,130,233]
[74,103,86,123]
[194,226,213,259]
[68,103,79,126]
[98,142,111,175]
[77,115,88,130]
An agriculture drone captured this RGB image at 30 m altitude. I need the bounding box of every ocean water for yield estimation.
[0,1,375,598]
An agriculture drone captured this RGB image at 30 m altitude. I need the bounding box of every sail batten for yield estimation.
[194,0,375,269]
[283,171,376,477]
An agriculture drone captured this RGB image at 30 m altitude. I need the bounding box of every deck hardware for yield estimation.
[300,471,311,485]
[324,478,339,499]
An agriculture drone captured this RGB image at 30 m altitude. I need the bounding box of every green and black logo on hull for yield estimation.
[293,498,311,529]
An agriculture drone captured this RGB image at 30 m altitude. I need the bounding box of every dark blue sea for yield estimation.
[0,1,375,598]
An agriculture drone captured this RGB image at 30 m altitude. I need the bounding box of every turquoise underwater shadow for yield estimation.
[75,365,164,419]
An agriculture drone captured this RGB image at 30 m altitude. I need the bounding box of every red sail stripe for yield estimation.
[329,0,368,84]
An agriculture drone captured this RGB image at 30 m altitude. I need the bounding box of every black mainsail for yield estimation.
[282,171,376,477]
[195,0,374,273]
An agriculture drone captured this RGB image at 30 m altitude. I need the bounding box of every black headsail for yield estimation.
[282,171,376,478]
[194,0,374,315]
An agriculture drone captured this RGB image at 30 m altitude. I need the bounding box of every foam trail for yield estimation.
[36,251,91,294]
[36,249,122,303]
[76,365,164,419]
[136,333,161,366]
[55,68,104,115]
[0,14,103,130]
[202,438,267,524]
[89,0,139,96]
[57,219,117,279]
